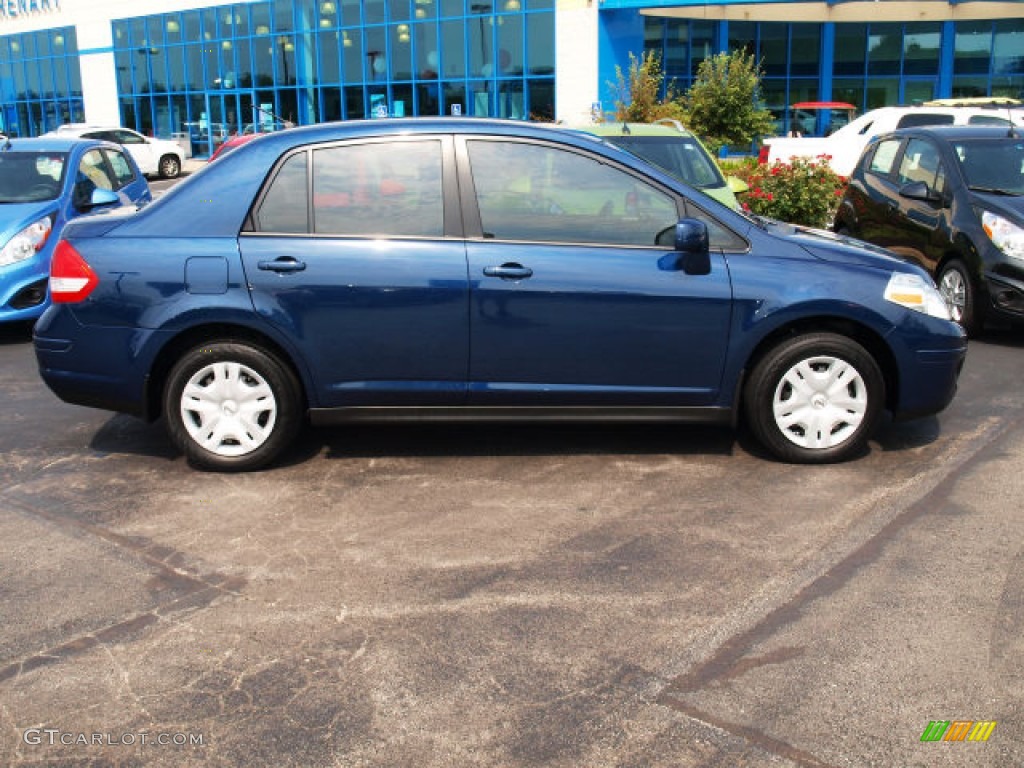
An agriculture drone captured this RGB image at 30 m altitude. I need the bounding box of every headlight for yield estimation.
[884,272,951,320]
[981,211,1024,261]
[0,216,54,267]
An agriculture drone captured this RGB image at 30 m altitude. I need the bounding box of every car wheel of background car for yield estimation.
[163,341,302,471]
[158,154,182,179]
[744,333,884,464]
[938,260,982,336]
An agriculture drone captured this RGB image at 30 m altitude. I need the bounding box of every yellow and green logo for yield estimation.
[920,720,996,742]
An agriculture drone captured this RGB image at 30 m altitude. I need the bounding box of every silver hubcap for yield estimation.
[939,269,966,323]
[773,355,868,450]
[180,362,277,457]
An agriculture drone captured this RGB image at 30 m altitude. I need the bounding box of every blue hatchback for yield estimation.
[34,119,967,470]
[0,135,151,324]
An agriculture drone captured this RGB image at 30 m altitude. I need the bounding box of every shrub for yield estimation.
[726,155,848,228]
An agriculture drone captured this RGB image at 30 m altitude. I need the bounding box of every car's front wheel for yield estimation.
[159,154,182,179]
[938,259,982,336]
[163,341,302,471]
[744,333,884,463]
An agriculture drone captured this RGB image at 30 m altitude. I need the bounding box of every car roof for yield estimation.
[1,135,107,152]
[567,122,697,138]
[890,125,1024,140]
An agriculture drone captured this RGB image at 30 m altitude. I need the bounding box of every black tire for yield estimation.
[163,341,302,471]
[937,259,983,336]
[159,154,182,179]
[744,333,884,464]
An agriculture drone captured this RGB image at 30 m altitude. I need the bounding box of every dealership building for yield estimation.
[0,0,1021,155]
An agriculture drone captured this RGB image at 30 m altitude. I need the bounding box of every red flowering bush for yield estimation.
[722,154,849,229]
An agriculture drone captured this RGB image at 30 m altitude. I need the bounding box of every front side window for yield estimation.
[897,138,942,188]
[312,140,444,238]
[869,139,901,176]
[467,140,678,247]
[104,149,137,189]
[78,149,115,190]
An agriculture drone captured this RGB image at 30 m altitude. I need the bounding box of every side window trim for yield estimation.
[245,135,461,239]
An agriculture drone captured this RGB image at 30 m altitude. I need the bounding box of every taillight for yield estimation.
[49,240,98,303]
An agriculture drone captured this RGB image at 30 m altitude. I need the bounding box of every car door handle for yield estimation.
[483,263,533,280]
[257,257,307,273]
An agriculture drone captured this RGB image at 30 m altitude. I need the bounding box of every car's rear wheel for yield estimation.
[938,259,982,336]
[744,333,884,463]
[158,154,182,179]
[163,341,302,471]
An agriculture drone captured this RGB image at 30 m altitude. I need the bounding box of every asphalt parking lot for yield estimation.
[2,314,1024,768]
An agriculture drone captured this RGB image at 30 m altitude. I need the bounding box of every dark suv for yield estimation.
[834,125,1024,334]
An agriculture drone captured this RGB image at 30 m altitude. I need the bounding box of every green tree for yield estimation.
[610,51,686,123]
[682,51,775,154]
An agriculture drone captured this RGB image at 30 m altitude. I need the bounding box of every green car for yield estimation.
[566,121,747,210]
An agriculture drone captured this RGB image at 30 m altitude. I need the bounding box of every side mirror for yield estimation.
[83,187,120,210]
[899,181,940,204]
[659,218,711,275]
[726,176,749,195]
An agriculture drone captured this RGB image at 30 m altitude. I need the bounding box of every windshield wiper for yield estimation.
[968,185,1021,196]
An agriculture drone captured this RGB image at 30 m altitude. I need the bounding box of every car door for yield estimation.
[458,136,734,406]
[239,136,470,407]
[849,138,904,246]
[889,136,951,273]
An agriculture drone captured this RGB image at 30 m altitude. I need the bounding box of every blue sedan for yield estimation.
[34,119,966,470]
[0,135,151,324]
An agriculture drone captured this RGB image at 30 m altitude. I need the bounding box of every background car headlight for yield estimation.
[981,211,1024,261]
[0,216,54,267]
[884,272,951,320]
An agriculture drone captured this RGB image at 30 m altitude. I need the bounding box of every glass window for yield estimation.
[104,149,137,189]
[903,23,940,76]
[526,13,553,76]
[834,24,867,77]
[312,140,443,237]
[440,20,466,78]
[897,138,941,187]
[467,140,678,247]
[868,139,900,176]
[895,112,953,129]
[760,25,787,78]
[867,23,901,76]
[78,149,115,193]
[256,152,309,233]
[993,19,1024,76]
[790,24,819,77]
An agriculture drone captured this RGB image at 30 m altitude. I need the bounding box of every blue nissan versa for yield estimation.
[0,135,151,324]
[34,119,967,471]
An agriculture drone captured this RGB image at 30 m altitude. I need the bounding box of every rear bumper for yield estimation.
[33,309,164,418]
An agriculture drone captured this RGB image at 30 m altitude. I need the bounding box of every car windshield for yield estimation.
[953,137,1024,195]
[605,136,726,190]
[0,152,67,203]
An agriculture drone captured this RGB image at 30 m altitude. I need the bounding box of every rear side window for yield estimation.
[256,152,309,233]
[895,113,954,129]
[868,139,901,176]
[312,140,443,237]
[968,115,1011,126]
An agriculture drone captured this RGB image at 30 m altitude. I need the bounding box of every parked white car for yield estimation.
[761,105,1024,176]
[44,125,185,178]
